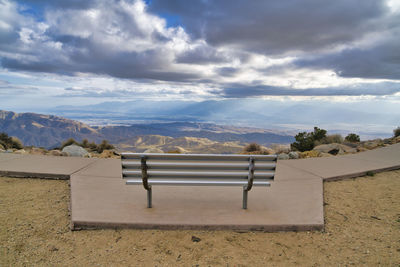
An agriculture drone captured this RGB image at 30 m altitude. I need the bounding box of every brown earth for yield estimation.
[1,171,399,266]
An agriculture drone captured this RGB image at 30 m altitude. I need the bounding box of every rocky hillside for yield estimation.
[0,110,104,148]
[0,110,294,149]
[119,135,245,154]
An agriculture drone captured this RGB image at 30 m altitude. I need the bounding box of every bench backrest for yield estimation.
[121,153,277,188]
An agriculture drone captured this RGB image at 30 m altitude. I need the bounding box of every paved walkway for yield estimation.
[0,143,399,231]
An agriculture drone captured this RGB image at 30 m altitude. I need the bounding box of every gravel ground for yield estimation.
[1,170,399,266]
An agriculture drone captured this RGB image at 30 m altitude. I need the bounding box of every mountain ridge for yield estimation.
[0,110,294,149]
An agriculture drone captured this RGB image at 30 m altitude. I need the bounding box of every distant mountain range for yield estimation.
[50,99,399,139]
[0,110,294,149]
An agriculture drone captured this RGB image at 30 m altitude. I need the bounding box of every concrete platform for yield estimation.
[0,154,97,179]
[70,160,324,231]
[281,143,400,181]
[1,143,399,231]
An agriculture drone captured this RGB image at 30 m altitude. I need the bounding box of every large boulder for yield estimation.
[62,145,89,157]
[313,143,356,155]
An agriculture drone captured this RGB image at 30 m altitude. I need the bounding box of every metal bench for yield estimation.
[121,153,277,209]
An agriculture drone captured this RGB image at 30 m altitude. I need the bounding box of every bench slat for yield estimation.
[122,170,275,179]
[125,178,271,186]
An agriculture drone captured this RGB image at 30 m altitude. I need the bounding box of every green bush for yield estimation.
[394,127,400,137]
[291,127,327,152]
[0,132,24,150]
[345,133,360,142]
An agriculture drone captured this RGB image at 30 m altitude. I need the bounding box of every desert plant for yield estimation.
[11,137,23,149]
[80,139,90,148]
[394,127,400,137]
[324,134,344,144]
[88,141,98,151]
[0,132,23,149]
[345,133,360,143]
[291,127,327,152]
[243,143,262,153]
[315,134,344,146]
[97,140,115,153]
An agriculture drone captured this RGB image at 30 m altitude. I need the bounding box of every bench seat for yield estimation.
[121,153,277,209]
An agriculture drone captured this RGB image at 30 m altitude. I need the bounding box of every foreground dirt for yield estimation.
[1,171,399,266]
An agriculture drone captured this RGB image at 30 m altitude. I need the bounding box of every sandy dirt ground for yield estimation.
[0,170,399,266]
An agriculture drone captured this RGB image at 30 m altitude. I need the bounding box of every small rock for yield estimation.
[191,236,201,242]
[49,245,59,252]
[288,151,299,159]
[30,147,47,155]
[6,149,14,153]
[48,150,62,156]
[320,152,332,157]
[62,145,89,157]
[277,153,289,160]
[14,149,27,155]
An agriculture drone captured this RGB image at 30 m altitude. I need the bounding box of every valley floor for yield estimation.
[0,171,399,266]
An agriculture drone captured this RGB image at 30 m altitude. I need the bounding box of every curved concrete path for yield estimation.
[0,143,399,231]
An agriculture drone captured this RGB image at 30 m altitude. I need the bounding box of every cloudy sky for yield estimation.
[0,0,399,129]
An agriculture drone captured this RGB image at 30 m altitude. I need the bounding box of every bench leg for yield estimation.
[147,188,152,208]
[242,189,248,209]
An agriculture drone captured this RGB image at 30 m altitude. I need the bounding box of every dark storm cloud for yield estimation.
[1,0,400,96]
[216,67,241,77]
[0,0,202,83]
[217,83,400,98]
[19,0,98,9]
[149,0,388,54]
[294,32,400,80]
